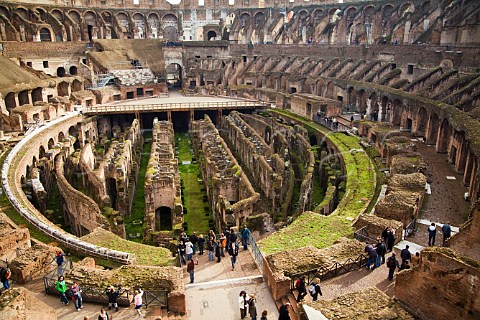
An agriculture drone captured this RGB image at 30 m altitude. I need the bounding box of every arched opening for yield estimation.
[72,79,83,92]
[31,87,43,103]
[32,113,40,122]
[163,26,178,41]
[166,63,182,88]
[57,67,66,77]
[5,92,16,111]
[18,90,29,106]
[58,131,65,142]
[155,206,172,231]
[392,99,402,126]
[207,30,217,41]
[48,138,55,149]
[437,118,452,153]
[427,113,439,145]
[106,177,117,210]
[87,25,93,42]
[39,145,46,159]
[69,125,78,137]
[39,28,52,42]
[309,135,318,146]
[416,107,428,136]
[57,81,69,97]
[69,66,78,75]
[264,126,272,144]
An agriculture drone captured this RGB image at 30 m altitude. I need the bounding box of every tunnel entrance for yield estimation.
[106,177,117,210]
[155,206,172,231]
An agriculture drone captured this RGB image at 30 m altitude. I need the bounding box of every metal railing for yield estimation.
[84,100,269,115]
[247,232,264,271]
[288,253,369,291]
[404,219,416,239]
[354,226,378,244]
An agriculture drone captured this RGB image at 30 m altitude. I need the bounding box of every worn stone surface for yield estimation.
[0,287,57,320]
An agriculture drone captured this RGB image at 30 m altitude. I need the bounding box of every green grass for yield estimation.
[258,110,376,255]
[176,133,210,235]
[125,134,152,242]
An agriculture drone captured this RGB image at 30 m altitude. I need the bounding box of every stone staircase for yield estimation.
[147,306,187,319]
[275,292,300,320]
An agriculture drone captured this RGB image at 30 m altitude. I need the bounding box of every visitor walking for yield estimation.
[364,242,379,270]
[241,225,251,250]
[185,239,194,261]
[229,227,237,245]
[400,245,412,266]
[220,233,227,257]
[207,236,215,261]
[442,223,452,246]
[105,285,121,311]
[56,251,65,276]
[198,234,205,255]
[295,275,307,302]
[261,310,268,320]
[386,252,399,280]
[132,287,144,317]
[239,290,250,319]
[215,240,222,263]
[375,237,387,264]
[308,278,322,301]
[229,241,239,270]
[70,282,83,311]
[386,228,395,252]
[224,228,231,248]
[249,294,258,320]
[0,267,11,290]
[428,223,436,246]
[187,258,199,283]
[98,307,110,320]
[177,240,186,265]
[278,303,291,320]
[189,232,198,255]
[56,275,68,305]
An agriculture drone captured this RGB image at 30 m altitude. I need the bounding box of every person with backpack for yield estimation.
[56,251,65,276]
[105,285,121,311]
[56,275,69,305]
[70,282,83,311]
[442,223,452,246]
[295,275,307,302]
[229,241,239,270]
[308,278,322,301]
[0,267,11,290]
[387,252,400,280]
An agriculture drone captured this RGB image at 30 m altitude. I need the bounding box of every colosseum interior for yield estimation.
[0,0,479,319]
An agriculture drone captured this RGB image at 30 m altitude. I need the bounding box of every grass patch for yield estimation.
[176,133,210,235]
[125,133,152,242]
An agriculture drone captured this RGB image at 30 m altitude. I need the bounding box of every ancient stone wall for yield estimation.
[0,288,57,320]
[0,213,30,262]
[395,247,480,320]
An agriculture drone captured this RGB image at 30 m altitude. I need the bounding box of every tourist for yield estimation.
[428,223,436,246]
[70,281,84,311]
[375,237,387,264]
[187,258,199,283]
[98,307,110,320]
[189,231,198,255]
[241,225,251,250]
[399,260,411,271]
[230,241,239,270]
[249,294,258,320]
[215,240,222,263]
[207,236,215,261]
[197,234,205,255]
[412,252,420,266]
[185,239,194,261]
[224,227,231,248]
[132,287,144,317]
[400,245,412,266]
[105,285,121,311]
[364,242,378,270]
[308,277,322,301]
[56,251,65,276]
[229,227,237,245]
[295,275,307,302]
[177,240,186,265]
[239,290,250,319]
[55,275,69,305]
[180,232,188,244]
[442,223,452,246]
[386,252,399,280]
[261,309,268,320]
[0,267,11,290]
[386,228,395,252]
[209,229,216,240]
[220,233,227,257]
[381,227,389,245]
[278,303,291,320]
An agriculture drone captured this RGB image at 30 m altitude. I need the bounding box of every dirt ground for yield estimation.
[408,141,471,245]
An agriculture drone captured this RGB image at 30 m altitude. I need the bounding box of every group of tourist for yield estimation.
[294,276,323,303]
[427,222,452,246]
[239,290,268,320]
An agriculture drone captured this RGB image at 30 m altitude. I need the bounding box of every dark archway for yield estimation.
[87,25,93,42]
[207,30,217,41]
[69,66,78,75]
[18,90,29,106]
[58,131,65,142]
[31,87,43,103]
[416,107,428,136]
[155,206,172,231]
[48,138,55,149]
[166,63,182,88]
[58,81,69,97]
[39,28,52,42]
[163,26,178,41]
[106,177,117,210]
[72,79,82,92]
[57,67,66,77]
[427,113,439,145]
[39,145,46,159]
[437,118,452,153]
[309,135,318,146]
[5,92,16,111]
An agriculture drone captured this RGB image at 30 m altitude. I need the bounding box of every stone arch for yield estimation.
[363,5,376,18]
[39,145,47,159]
[15,7,28,20]
[72,79,82,92]
[165,63,182,88]
[69,66,78,75]
[345,6,357,17]
[35,7,47,21]
[314,78,324,96]
[253,12,265,26]
[31,87,43,103]
[207,30,217,41]
[4,92,16,111]
[440,59,454,68]
[239,12,251,26]
[426,112,439,145]
[58,131,65,142]
[101,11,112,24]
[58,81,69,96]
[68,10,81,24]
[381,96,390,122]
[420,1,431,13]
[69,125,78,137]
[32,156,38,169]
[155,206,172,230]
[400,2,416,16]
[391,99,403,126]
[309,134,318,146]
[48,137,55,149]
[39,28,52,42]
[437,118,452,153]
[18,90,29,106]
[51,9,63,21]
[325,82,334,99]
[25,165,31,180]
[381,4,395,16]
[57,66,66,77]
[415,107,428,136]
[84,11,97,25]
[163,26,178,41]
[347,87,357,109]
[116,12,130,33]
[0,6,10,18]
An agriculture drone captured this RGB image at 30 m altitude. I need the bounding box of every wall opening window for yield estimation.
[407,64,414,74]
[43,61,49,68]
